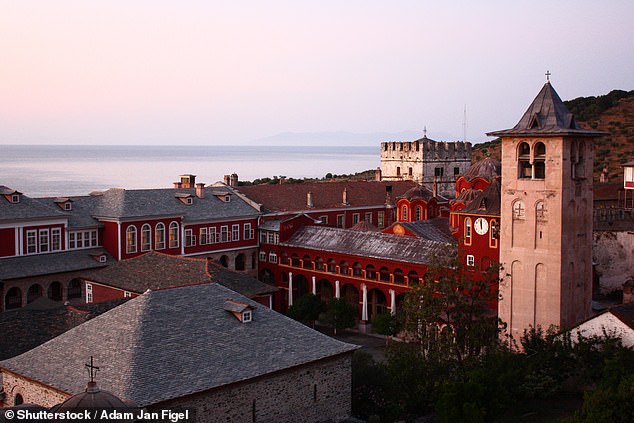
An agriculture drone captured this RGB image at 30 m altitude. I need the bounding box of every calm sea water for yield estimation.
[0,145,378,197]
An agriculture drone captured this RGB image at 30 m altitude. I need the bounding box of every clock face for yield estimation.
[474,217,489,235]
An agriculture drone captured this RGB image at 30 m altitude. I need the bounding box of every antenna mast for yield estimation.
[463,105,467,142]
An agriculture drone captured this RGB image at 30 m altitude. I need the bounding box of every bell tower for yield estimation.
[488,79,605,341]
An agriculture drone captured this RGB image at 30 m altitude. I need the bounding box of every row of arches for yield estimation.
[282,272,407,322]
[286,253,421,286]
[517,141,546,179]
[4,279,82,311]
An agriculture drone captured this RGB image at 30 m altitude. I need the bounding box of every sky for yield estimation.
[1,1,633,146]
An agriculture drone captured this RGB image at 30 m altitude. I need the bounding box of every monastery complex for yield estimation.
[1,81,634,420]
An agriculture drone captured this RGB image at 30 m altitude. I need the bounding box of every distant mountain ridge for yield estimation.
[472,89,634,181]
[250,130,456,147]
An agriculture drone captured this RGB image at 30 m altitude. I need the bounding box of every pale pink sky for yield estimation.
[1,1,633,145]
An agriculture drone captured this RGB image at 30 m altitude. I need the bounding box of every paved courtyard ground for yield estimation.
[317,326,387,362]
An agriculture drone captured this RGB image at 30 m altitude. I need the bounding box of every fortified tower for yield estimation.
[488,80,605,341]
[380,135,472,198]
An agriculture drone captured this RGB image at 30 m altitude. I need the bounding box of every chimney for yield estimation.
[375,167,382,181]
[173,182,183,189]
[180,174,196,188]
[342,188,348,205]
[230,173,238,187]
[307,191,314,208]
[223,175,231,185]
[196,183,205,199]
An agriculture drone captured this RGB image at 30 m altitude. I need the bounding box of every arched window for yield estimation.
[339,260,349,275]
[366,264,376,280]
[518,142,531,179]
[402,205,408,221]
[327,258,336,273]
[379,267,390,282]
[303,255,312,269]
[352,262,362,277]
[291,254,301,267]
[408,270,419,286]
[534,142,546,179]
[393,269,404,285]
[315,257,324,271]
[464,217,472,245]
[14,394,23,406]
[415,206,422,221]
[126,225,137,254]
[141,224,151,252]
[169,222,179,248]
[155,223,166,250]
[536,201,546,220]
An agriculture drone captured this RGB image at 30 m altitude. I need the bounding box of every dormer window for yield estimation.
[99,255,107,263]
[242,310,252,323]
[175,193,194,204]
[64,202,72,211]
[11,194,20,203]
[224,195,231,203]
[224,299,254,323]
[186,197,193,205]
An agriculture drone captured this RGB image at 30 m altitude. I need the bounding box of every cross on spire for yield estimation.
[423,126,427,137]
[85,356,100,383]
[545,70,551,82]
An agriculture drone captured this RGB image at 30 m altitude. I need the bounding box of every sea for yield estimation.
[0,145,378,197]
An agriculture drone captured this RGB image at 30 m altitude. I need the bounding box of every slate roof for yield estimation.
[81,251,277,298]
[0,298,129,360]
[395,218,456,244]
[463,157,501,181]
[398,185,448,203]
[488,82,607,137]
[0,187,68,223]
[281,226,451,265]
[235,181,417,213]
[41,195,102,229]
[0,283,358,407]
[89,187,259,221]
[0,248,112,281]
[457,178,501,217]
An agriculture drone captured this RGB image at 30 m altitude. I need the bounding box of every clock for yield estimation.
[474,217,489,235]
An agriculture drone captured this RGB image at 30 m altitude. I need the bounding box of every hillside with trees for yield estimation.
[472,89,634,181]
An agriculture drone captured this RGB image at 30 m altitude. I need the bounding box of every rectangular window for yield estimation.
[337,214,344,228]
[319,215,328,224]
[269,252,278,263]
[185,229,196,247]
[454,167,460,175]
[274,233,279,245]
[91,230,98,247]
[376,211,385,228]
[76,232,83,248]
[69,232,76,249]
[220,226,229,242]
[467,254,475,267]
[39,229,49,253]
[244,223,252,240]
[200,227,208,245]
[365,212,372,224]
[210,227,217,244]
[124,291,132,298]
[352,213,360,225]
[26,230,37,254]
[83,232,90,248]
[260,231,267,244]
[51,228,62,251]
[86,283,93,303]
[259,251,267,261]
[232,224,240,241]
[435,167,444,177]
[267,232,274,244]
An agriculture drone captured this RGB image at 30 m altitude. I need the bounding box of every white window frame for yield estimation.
[378,211,385,228]
[200,227,208,245]
[466,254,475,267]
[124,291,132,298]
[155,223,166,250]
[51,228,62,251]
[242,310,252,323]
[244,223,253,240]
[169,221,179,248]
[210,227,217,244]
[126,225,137,254]
[319,215,328,224]
[39,229,49,253]
[26,230,37,254]
[141,224,152,252]
[352,213,360,225]
[220,225,229,242]
[86,283,93,303]
[232,224,240,241]
[259,251,267,261]
[337,214,345,228]
[269,252,278,263]
[365,212,372,224]
[185,228,196,247]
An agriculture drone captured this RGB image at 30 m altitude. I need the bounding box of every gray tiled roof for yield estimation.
[0,248,112,281]
[81,251,277,298]
[397,218,456,244]
[0,189,68,223]
[487,82,607,137]
[89,187,259,221]
[463,157,501,181]
[281,226,450,265]
[457,179,501,217]
[0,283,358,407]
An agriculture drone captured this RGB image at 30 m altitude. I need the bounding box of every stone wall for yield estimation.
[156,353,353,423]
[593,231,634,293]
[1,370,70,408]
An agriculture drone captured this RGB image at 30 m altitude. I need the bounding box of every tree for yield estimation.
[402,245,502,367]
[287,294,325,328]
[323,298,356,334]
[372,312,401,345]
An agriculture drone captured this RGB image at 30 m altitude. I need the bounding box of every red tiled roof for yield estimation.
[235,181,417,212]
